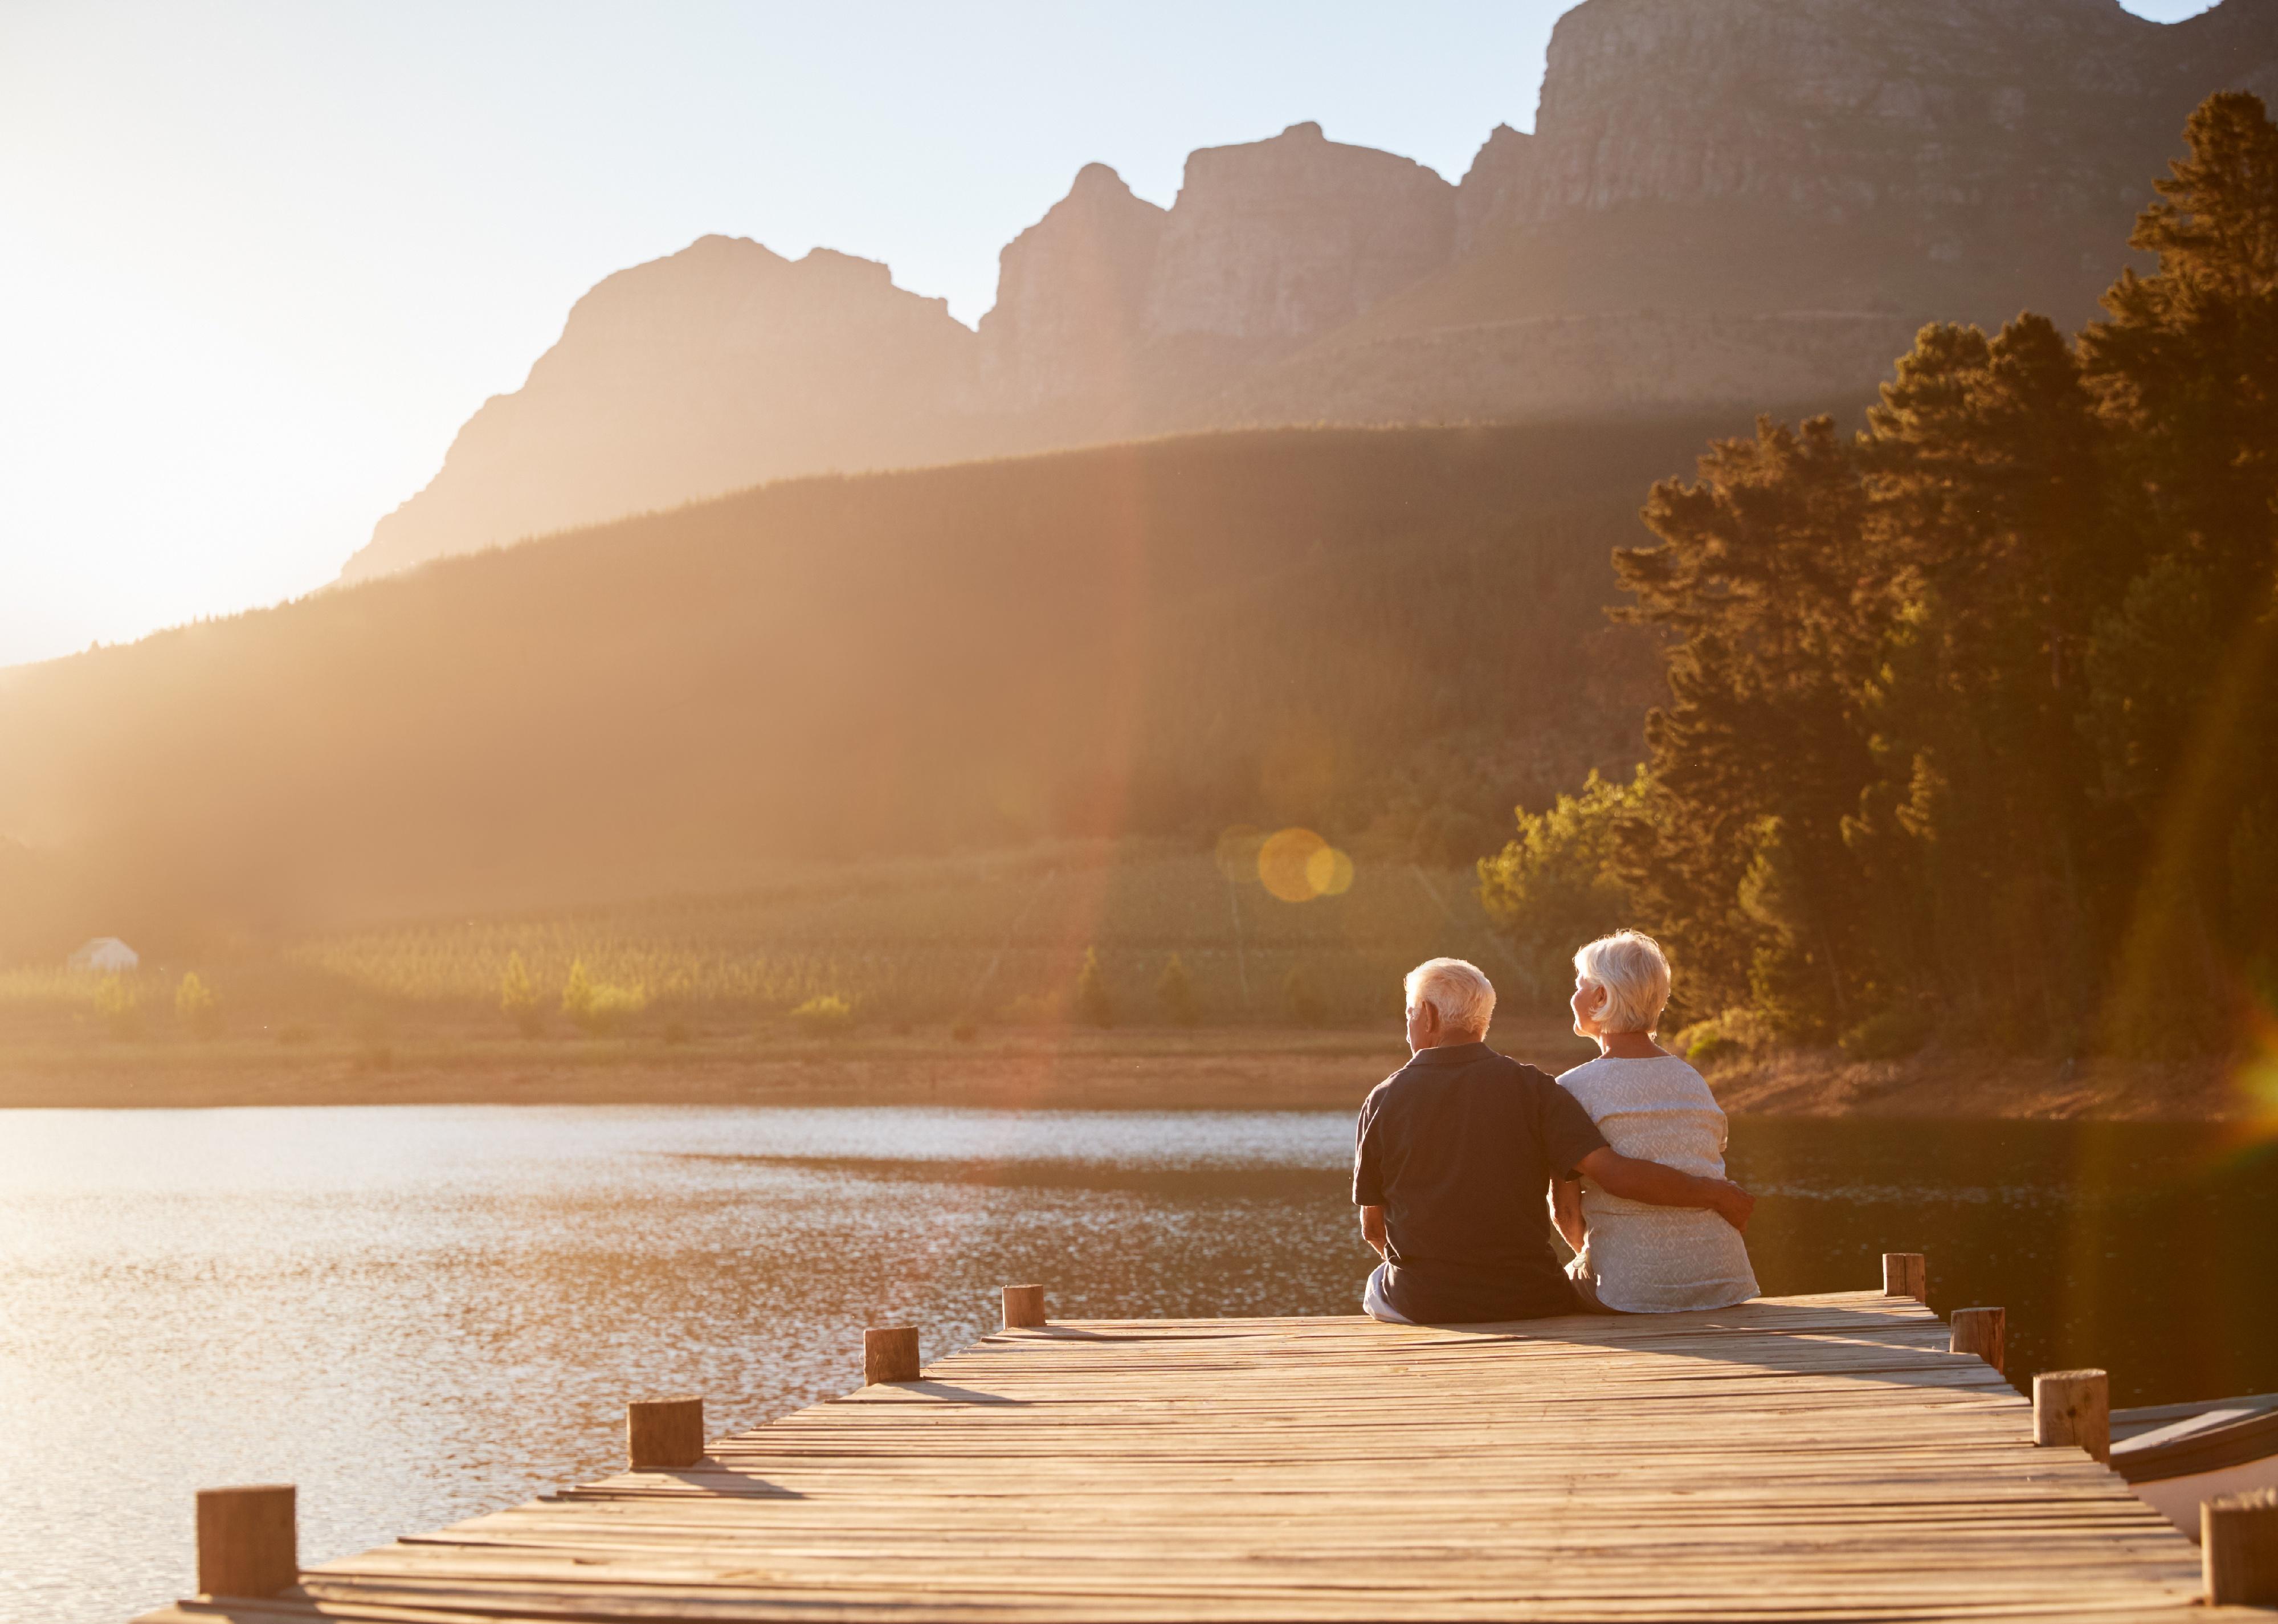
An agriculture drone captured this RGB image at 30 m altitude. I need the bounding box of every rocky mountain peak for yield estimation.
[1456,124,1535,254]
[342,0,2278,583]
[978,163,1168,410]
[1141,121,1456,342]
[342,235,977,581]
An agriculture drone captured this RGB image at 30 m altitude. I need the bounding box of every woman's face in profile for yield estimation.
[1571,976,1606,1037]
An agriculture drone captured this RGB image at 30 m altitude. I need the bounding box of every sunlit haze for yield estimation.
[0,0,2223,668]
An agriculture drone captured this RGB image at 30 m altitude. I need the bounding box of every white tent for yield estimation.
[67,937,140,973]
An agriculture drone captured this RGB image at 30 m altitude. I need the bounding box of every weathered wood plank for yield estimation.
[136,1295,2253,1622]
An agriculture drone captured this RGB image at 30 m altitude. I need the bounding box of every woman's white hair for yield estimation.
[1573,931,1672,1035]
[1404,957,1496,1036]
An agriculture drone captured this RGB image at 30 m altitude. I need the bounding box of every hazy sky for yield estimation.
[0,0,2224,669]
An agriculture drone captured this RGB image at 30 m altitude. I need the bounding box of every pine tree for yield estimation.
[174,972,219,1038]
[1615,415,1884,1031]
[1155,954,1198,1026]
[93,974,141,1039]
[561,958,595,1028]
[2079,92,2278,1051]
[1075,946,1114,1029]
[1590,93,2278,1059]
[500,952,544,1037]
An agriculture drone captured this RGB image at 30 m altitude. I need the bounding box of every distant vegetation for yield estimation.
[0,415,1746,961]
[1483,95,2278,1063]
[0,840,1518,1039]
[285,839,1514,1030]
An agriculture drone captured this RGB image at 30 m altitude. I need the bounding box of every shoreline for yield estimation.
[0,1022,2252,1120]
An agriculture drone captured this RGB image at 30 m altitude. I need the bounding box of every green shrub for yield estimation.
[1075,946,1114,1029]
[174,972,220,1038]
[1671,1013,1765,1069]
[1156,954,1198,1026]
[562,957,647,1035]
[93,974,142,1038]
[791,994,855,1037]
[1839,1005,1934,1062]
[500,951,544,1037]
[91,974,141,1038]
[1477,768,1652,1001]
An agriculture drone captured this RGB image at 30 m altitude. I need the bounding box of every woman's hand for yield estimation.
[1574,1148,1756,1233]
[1706,1179,1755,1233]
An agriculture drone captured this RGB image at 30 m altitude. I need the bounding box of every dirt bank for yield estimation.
[1703,1046,2251,1123]
[0,1020,2252,1119]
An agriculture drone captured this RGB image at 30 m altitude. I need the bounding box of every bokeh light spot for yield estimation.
[1258,828,1328,902]
[1307,843,1355,897]
[1257,828,1355,903]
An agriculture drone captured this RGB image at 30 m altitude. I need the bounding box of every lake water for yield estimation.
[2,1105,2272,1624]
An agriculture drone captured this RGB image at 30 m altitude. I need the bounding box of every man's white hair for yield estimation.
[1573,930,1672,1035]
[1405,957,1496,1036]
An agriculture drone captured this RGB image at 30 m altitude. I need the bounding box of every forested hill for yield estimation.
[0,417,1754,954]
[1481,94,2278,1063]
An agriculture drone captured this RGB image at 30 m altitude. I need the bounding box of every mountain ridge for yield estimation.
[341,0,2278,582]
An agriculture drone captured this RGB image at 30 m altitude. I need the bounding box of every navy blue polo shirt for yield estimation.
[1352,1041,1609,1323]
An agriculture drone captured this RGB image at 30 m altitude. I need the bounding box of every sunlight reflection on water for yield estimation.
[1,1105,2268,1624]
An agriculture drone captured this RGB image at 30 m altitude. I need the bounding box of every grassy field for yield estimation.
[1,838,1537,1047]
[5,836,2250,1121]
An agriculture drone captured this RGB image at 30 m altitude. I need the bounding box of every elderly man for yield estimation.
[1355,957,1756,1324]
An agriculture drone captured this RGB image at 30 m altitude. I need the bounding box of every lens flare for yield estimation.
[1256,828,1356,903]
[1258,828,1325,901]
[2230,999,2278,1141]
[1305,843,1354,897]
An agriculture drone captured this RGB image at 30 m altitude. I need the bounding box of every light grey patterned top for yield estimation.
[1557,1054,1760,1313]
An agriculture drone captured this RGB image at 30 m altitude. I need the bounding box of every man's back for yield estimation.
[1353,1041,1607,1323]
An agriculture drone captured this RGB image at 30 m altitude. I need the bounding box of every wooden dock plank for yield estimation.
[138,1293,2259,1622]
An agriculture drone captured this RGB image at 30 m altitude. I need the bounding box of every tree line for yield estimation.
[1485,95,2278,1062]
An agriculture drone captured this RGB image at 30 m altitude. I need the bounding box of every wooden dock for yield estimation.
[141,1290,2265,1622]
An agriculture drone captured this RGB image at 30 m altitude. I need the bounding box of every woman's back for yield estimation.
[1558,1054,1759,1312]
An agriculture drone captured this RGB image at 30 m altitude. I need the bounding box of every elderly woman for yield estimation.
[1554,931,1759,1312]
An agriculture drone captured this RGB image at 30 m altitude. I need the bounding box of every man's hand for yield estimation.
[1575,1147,1757,1233]
[1358,1203,1389,1258]
[1550,1177,1586,1254]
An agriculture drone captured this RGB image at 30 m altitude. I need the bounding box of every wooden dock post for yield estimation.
[2034,1368,2110,1463]
[626,1397,704,1470]
[1002,1283,1046,1328]
[2204,1488,2278,1606]
[137,1295,2224,1624]
[1882,1251,1927,1300]
[195,1484,297,1599]
[1949,1307,2005,1373]
[865,1325,921,1384]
